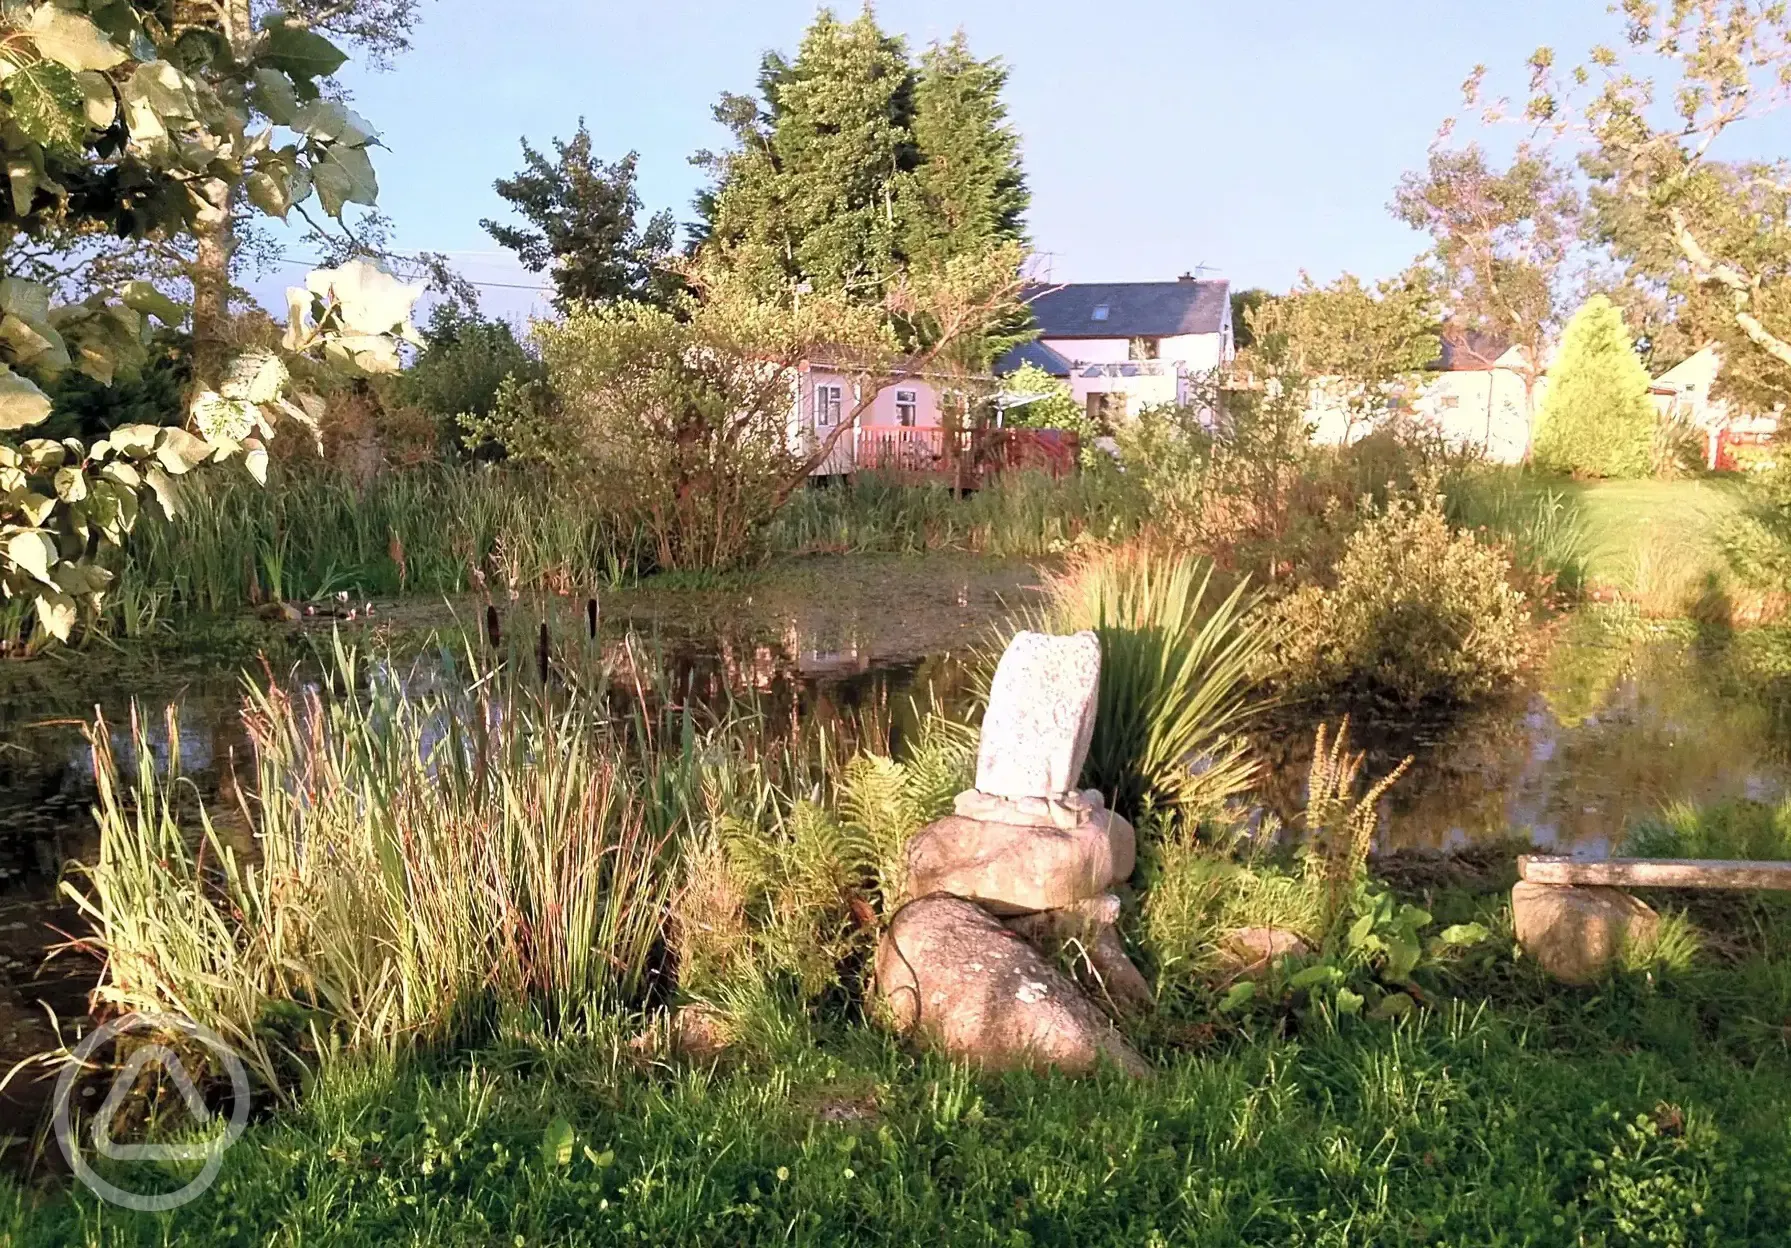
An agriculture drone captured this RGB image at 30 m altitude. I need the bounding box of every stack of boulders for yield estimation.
[875,631,1151,1077]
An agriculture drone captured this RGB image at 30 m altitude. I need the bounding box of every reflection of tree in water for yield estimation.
[1251,619,1791,854]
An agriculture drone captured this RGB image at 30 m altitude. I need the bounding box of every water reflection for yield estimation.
[1259,616,1791,855]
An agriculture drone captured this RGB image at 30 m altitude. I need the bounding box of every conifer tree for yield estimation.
[1534,295,1656,479]
[902,32,1028,269]
[692,10,1026,302]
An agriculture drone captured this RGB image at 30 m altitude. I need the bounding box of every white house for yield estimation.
[995,276,1234,425]
[1650,344,1780,468]
[1408,332,1545,464]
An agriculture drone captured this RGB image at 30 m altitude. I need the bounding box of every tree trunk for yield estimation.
[184,0,253,395]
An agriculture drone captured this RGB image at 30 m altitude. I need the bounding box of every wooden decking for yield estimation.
[1518,855,1791,890]
[846,427,1078,487]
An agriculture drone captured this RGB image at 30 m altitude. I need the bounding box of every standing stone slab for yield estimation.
[876,895,1149,1077]
[975,630,1101,801]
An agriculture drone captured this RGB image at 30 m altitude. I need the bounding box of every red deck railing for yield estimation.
[854,427,1078,483]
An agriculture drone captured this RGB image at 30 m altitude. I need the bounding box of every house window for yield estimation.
[1128,337,1159,361]
[895,389,918,427]
[814,383,844,426]
[1091,304,1110,322]
[1086,391,1126,433]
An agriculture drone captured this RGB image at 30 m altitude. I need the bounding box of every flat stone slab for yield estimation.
[1519,855,1791,890]
[902,810,1136,916]
[975,630,1101,801]
[1512,881,1660,985]
[876,895,1149,1077]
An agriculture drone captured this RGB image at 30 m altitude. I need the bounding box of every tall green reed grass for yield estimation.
[108,463,649,623]
[1038,545,1272,819]
[1443,469,1588,597]
[67,635,688,1091]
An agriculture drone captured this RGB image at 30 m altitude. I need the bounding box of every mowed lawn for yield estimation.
[1554,477,1754,610]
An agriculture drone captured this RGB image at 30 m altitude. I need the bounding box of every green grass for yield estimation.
[1562,479,1749,604]
[5,963,1790,1246]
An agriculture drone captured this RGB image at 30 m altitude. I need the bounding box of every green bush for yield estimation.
[403,304,541,432]
[1263,490,1533,711]
[1624,798,1791,860]
[1000,361,1101,462]
[1533,295,1655,479]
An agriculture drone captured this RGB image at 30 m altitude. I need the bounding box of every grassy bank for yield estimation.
[4,898,1789,1246]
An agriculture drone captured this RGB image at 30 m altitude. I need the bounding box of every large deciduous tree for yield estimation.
[691,9,1026,302]
[0,1,420,639]
[1248,269,1441,441]
[1393,144,1579,451]
[1505,1,1791,410]
[482,123,680,312]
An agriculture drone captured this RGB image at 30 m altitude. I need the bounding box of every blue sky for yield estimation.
[255,2,1697,319]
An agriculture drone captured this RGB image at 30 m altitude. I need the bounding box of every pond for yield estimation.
[2,562,1790,1150]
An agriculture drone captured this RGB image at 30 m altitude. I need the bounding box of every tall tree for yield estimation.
[483,124,678,311]
[692,10,1026,303]
[1394,144,1579,452]
[1499,1,1791,410]
[901,32,1027,269]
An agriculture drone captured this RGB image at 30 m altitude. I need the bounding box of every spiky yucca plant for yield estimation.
[1041,544,1272,818]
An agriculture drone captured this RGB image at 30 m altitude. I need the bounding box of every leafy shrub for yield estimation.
[1533,295,1655,479]
[1000,361,1102,463]
[1039,545,1272,818]
[403,304,541,432]
[1262,489,1533,711]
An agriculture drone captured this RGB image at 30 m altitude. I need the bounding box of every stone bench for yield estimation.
[1512,854,1791,983]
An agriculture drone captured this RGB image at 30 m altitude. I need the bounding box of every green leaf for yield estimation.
[14,492,54,525]
[52,466,87,503]
[34,588,78,641]
[1335,986,1364,1016]
[262,21,348,81]
[583,1145,616,1169]
[249,68,301,126]
[1346,912,1376,948]
[311,143,378,216]
[540,1117,574,1170]
[142,466,178,518]
[290,100,376,147]
[27,6,128,72]
[1218,980,1257,1013]
[120,281,185,326]
[1289,962,1344,990]
[154,427,211,474]
[0,369,52,430]
[7,530,56,584]
[0,278,51,324]
[245,168,294,219]
[1439,922,1491,947]
[1368,991,1415,1022]
[1383,933,1422,982]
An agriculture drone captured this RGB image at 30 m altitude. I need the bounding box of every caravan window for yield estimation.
[814,383,844,426]
[895,389,918,426]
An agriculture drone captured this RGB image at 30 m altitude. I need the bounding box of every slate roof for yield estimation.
[994,338,1075,377]
[1025,280,1230,339]
[1432,329,1513,371]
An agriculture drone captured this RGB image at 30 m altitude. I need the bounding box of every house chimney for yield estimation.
[1178,271,1195,282]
